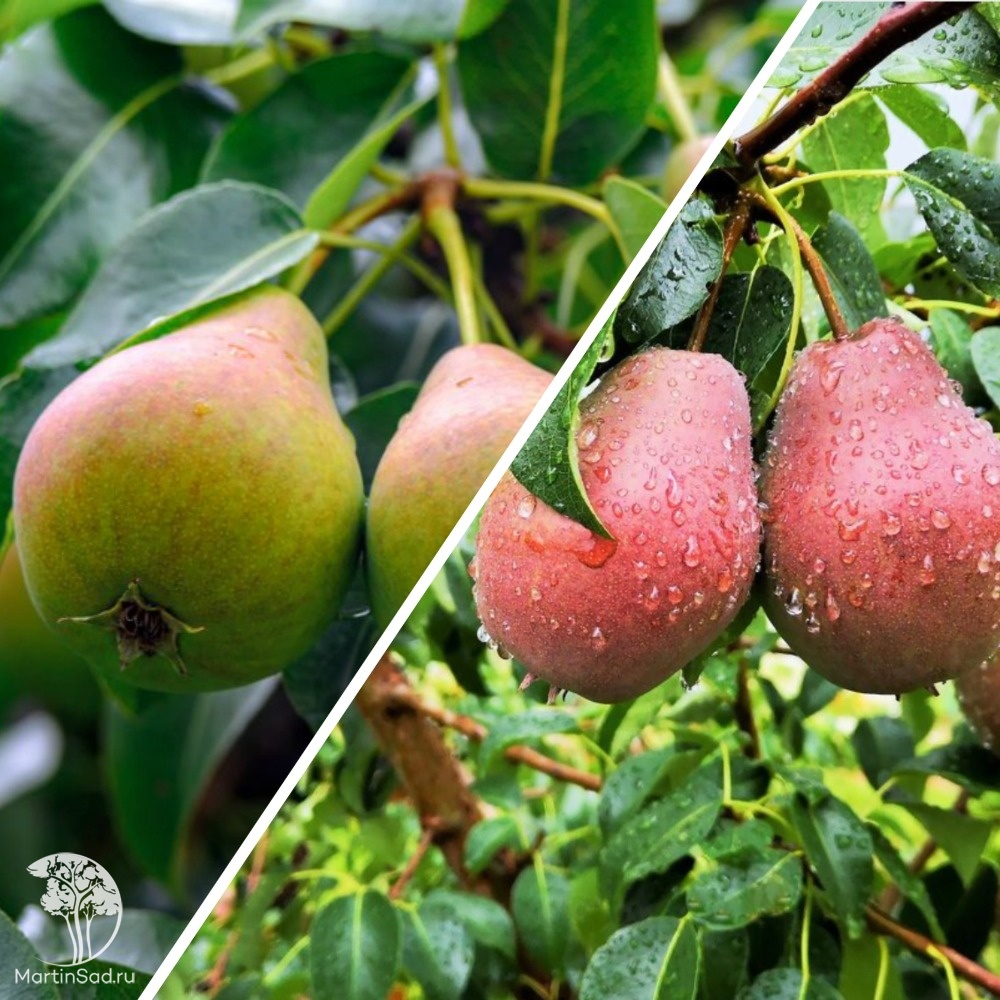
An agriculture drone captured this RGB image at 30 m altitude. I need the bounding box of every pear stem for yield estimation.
[783,208,851,343]
[423,173,484,345]
[687,193,752,353]
[432,43,462,169]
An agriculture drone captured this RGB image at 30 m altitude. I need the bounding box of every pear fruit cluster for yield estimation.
[472,348,760,702]
[13,286,364,693]
[473,317,1000,703]
[366,344,551,626]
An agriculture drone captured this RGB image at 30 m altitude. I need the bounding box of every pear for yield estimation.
[472,347,760,703]
[955,651,1000,751]
[760,317,1000,694]
[13,286,363,693]
[0,543,99,719]
[664,136,715,203]
[366,344,551,626]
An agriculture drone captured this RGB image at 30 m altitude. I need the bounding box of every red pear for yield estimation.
[472,347,760,702]
[760,317,1000,694]
[956,651,1000,751]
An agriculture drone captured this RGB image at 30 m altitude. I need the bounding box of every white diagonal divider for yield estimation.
[140,3,821,992]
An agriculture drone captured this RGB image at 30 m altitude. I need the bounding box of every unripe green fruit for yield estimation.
[367,344,551,626]
[0,544,99,719]
[760,317,1000,694]
[14,286,364,693]
[472,347,760,703]
[663,136,715,203]
[956,651,1000,751]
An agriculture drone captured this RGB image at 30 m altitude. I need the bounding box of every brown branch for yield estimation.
[734,2,977,170]
[390,688,603,792]
[866,904,1000,998]
[687,193,753,352]
[389,828,435,901]
[733,658,761,759]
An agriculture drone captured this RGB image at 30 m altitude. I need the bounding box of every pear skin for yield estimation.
[472,348,760,703]
[13,286,364,692]
[760,317,1000,694]
[956,651,1000,751]
[366,344,551,626]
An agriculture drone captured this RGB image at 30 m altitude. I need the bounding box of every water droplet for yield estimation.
[590,627,608,652]
[717,570,733,594]
[664,469,683,507]
[579,421,599,448]
[978,551,992,574]
[953,464,970,485]
[805,612,820,634]
[920,554,936,586]
[575,534,618,568]
[883,512,902,537]
[825,592,841,622]
[228,343,254,359]
[683,536,701,568]
[681,409,693,424]
[821,360,846,394]
[785,588,803,616]
[984,466,1000,487]
[931,508,951,530]
[667,585,684,606]
[192,400,212,417]
[838,518,867,542]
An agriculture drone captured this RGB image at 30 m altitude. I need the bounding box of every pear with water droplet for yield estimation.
[956,650,1000,750]
[760,317,1000,694]
[366,344,551,626]
[472,347,760,702]
[13,286,364,693]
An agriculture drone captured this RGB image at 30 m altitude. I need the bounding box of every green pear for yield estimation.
[663,136,715,203]
[13,286,363,693]
[366,344,551,626]
[0,543,100,719]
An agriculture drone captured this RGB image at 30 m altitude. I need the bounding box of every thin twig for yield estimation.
[734,2,976,169]
[389,828,435,900]
[734,658,761,759]
[687,193,752,352]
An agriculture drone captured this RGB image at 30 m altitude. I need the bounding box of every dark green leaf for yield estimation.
[424,890,516,959]
[457,0,657,184]
[878,86,966,152]
[204,51,415,210]
[464,816,527,875]
[510,314,614,536]
[738,968,843,1000]
[104,680,276,884]
[345,383,420,491]
[970,326,1000,410]
[851,717,915,789]
[930,309,987,405]
[796,671,839,718]
[701,819,774,863]
[894,742,1000,795]
[26,183,317,369]
[906,148,1000,298]
[898,802,993,886]
[687,849,803,930]
[511,861,571,974]
[598,748,675,836]
[580,915,700,1000]
[802,96,888,244]
[57,963,151,998]
[616,199,723,346]
[602,773,722,900]
[479,708,578,766]
[699,928,749,1000]
[0,908,56,998]
[104,0,236,42]
[811,213,888,330]
[0,8,224,330]
[771,5,1000,90]
[402,896,475,1000]
[310,891,401,1000]
[603,177,667,261]
[868,827,943,939]
[790,793,872,937]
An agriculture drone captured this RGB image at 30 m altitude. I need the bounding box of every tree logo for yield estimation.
[26,854,123,966]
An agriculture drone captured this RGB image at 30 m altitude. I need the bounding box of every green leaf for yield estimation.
[603,177,667,261]
[0,7,224,331]
[802,96,888,245]
[104,680,276,884]
[877,86,966,152]
[868,827,943,939]
[0,0,93,43]
[58,963,152,997]
[906,148,1000,298]
[580,915,700,1000]
[929,309,987,405]
[602,772,723,900]
[402,896,475,1000]
[687,849,803,930]
[898,802,993,886]
[738,968,843,1000]
[103,0,237,42]
[0,908,56,998]
[839,937,905,1000]
[510,313,614,536]
[851,717,915,789]
[464,816,527,875]
[345,383,420,491]
[790,793,872,937]
[457,0,657,184]
[204,51,415,210]
[615,199,724,346]
[479,708,578,766]
[771,4,1000,90]
[511,860,571,974]
[425,890,516,960]
[25,183,318,369]
[310,891,401,1000]
[970,325,1000,410]
[598,747,675,836]
[893,742,1000,795]
[237,0,470,42]
[811,213,888,331]
[701,819,774,863]
[699,928,749,1000]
